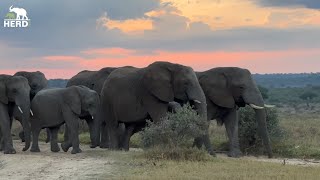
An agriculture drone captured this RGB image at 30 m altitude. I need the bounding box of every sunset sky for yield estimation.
[1,0,320,78]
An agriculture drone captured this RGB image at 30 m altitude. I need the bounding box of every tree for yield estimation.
[299,91,318,108]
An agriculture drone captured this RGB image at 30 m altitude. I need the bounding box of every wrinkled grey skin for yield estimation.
[0,75,31,154]
[27,86,100,154]
[66,67,119,148]
[13,71,48,142]
[196,67,272,158]
[100,61,213,154]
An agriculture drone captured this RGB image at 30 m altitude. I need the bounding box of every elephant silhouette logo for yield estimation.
[4,5,30,28]
[8,5,29,20]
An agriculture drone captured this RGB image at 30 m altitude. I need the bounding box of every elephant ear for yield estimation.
[200,72,235,108]
[0,81,8,104]
[63,86,81,115]
[143,64,174,102]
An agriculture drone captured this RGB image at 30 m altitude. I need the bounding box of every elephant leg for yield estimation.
[19,131,25,142]
[0,129,4,151]
[0,104,15,154]
[63,124,70,143]
[63,114,81,154]
[120,124,135,151]
[50,127,60,152]
[224,108,242,158]
[45,128,51,143]
[100,122,109,149]
[85,118,97,148]
[30,127,41,152]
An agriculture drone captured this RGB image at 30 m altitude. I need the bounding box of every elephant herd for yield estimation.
[0,61,273,158]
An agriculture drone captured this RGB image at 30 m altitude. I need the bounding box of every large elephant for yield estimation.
[66,67,118,148]
[0,75,31,154]
[27,86,100,154]
[14,71,48,142]
[196,67,273,158]
[100,61,213,154]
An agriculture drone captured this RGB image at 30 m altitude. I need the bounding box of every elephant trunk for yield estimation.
[187,87,215,155]
[18,100,31,151]
[255,109,273,158]
[243,84,273,158]
[89,110,100,148]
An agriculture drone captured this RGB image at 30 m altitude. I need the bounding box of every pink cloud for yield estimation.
[43,56,84,62]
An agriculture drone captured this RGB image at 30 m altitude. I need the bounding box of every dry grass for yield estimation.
[100,150,320,180]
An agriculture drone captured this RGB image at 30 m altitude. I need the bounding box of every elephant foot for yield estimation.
[30,147,41,152]
[227,149,243,158]
[71,148,82,154]
[99,143,109,149]
[90,144,99,149]
[51,146,60,153]
[4,148,16,154]
[61,142,71,152]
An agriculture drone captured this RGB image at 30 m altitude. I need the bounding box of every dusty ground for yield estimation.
[1,141,320,180]
[0,141,115,180]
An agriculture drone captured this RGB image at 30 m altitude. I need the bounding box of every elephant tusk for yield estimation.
[30,110,34,116]
[18,106,23,114]
[92,116,94,120]
[249,104,264,110]
[193,100,201,104]
[264,104,276,108]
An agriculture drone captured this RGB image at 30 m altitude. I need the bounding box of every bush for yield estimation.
[239,106,284,154]
[140,104,209,161]
[141,103,208,148]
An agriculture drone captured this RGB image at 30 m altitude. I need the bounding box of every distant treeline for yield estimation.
[254,73,320,88]
[47,79,68,88]
[48,73,320,89]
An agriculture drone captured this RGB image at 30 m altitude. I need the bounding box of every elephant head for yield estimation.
[0,75,31,151]
[64,86,100,147]
[143,62,207,117]
[142,62,213,154]
[14,71,48,100]
[198,67,272,157]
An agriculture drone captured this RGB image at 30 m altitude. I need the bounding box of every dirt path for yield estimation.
[0,141,114,180]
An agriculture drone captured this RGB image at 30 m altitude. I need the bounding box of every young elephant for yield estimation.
[27,86,100,154]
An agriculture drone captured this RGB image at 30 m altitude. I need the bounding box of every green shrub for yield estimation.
[141,103,208,148]
[140,104,210,161]
[239,106,284,155]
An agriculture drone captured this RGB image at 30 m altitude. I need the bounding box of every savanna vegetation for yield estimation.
[10,73,319,179]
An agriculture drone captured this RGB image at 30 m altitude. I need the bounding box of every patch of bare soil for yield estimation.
[0,141,114,180]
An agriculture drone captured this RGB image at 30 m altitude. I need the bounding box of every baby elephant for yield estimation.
[27,86,100,154]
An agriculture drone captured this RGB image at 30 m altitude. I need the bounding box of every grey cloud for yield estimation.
[254,0,320,9]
